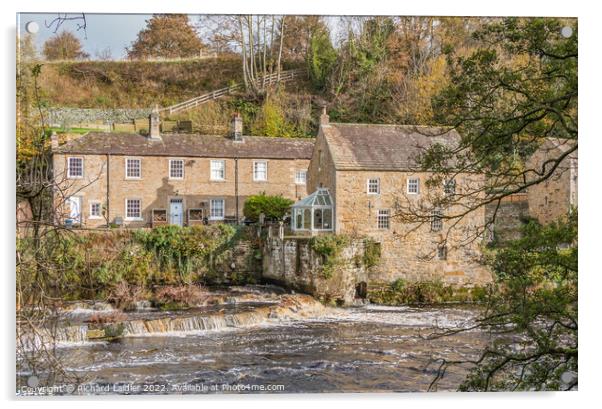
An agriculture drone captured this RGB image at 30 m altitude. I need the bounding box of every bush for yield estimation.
[368,279,491,305]
[310,234,350,279]
[134,224,236,282]
[243,193,294,222]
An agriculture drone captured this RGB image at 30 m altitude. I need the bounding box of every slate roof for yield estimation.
[53,132,314,160]
[321,123,461,171]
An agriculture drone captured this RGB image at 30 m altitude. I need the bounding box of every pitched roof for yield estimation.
[53,132,314,160]
[321,123,460,171]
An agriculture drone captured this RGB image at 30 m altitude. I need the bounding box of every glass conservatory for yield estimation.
[291,188,334,233]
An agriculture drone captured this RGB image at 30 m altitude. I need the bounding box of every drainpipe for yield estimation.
[235,158,239,223]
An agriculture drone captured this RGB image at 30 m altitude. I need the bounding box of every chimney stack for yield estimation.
[320,106,329,126]
[50,131,59,150]
[230,113,243,141]
[149,105,161,141]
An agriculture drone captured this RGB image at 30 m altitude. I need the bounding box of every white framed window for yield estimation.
[367,178,380,194]
[210,199,225,220]
[89,201,102,219]
[295,170,307,185]
[431,209,443,232]
[407,178,420,194]
[444,179,456,195]
[67,157,83,179]
[125,198,142,220]
[377,209,390,229]
[253,161,268,181]
[125,158,141,179]
[210,160,225,181]
[169,159,184,179]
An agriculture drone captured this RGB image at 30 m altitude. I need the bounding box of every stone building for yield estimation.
[525,138,578,225]
[298,114,492,287]
[52,114,313,228]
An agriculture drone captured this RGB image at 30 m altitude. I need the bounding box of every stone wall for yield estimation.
[53,153,309,228]
[484,195,530,243]
[262,235,369,305]
[45,107,152,127]
[526,140,577,225]
[333,169,492,286]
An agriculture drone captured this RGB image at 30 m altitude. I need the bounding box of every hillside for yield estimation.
[36,57,304,109]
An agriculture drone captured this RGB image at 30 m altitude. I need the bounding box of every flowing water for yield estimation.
[17,288,488,394]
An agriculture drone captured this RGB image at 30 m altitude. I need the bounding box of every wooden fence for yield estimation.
[161,68,306,115]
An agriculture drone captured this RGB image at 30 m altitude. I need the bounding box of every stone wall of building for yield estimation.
[306,127,337,197]
[526,141,577,225]
[262,235,369,304]
[484,195,530,243]
[333,170,492,286]
[53,153,309,228]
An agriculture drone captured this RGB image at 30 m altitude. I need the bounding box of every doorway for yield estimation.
[169,198,184,226]
[66,196,81,225]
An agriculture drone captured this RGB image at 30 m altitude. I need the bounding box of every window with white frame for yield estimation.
[125,199,142,220]
[295,170,307,185]
[169,159,184,179]
[67,157,83,178]
[210,199,225,220]
[444,179,456,195]
[210,160,225,181]
[431,209,443,232]
[125,158,141,179]
[367,178,380,194]
[377,209,390,229]
[89,201,102,219]
[407,178,420,194]
[253,161,268,181]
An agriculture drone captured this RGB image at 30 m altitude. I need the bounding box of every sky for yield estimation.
[18,13,153,59]
[17,13,341,60]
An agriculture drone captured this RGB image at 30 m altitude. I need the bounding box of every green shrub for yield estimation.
[243,193,294,222]
[310,234,350,279]
[363,238,381,268]
[134,224,236,282]
[368,279,491,305]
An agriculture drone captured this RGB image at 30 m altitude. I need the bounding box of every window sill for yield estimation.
[67,176,84,180]
[210,179,226,182]
[169,177,184,181]
[125,217,144,221]
[88,216,102,220]
[125,177,142,180]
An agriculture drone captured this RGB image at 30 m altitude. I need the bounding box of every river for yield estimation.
[17,287,487,394]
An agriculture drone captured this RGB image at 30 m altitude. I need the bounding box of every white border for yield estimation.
[4,1,601,408]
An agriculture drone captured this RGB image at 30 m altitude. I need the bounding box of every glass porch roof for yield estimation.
[291,188,332,208]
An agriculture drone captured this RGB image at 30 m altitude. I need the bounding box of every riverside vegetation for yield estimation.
[16,224,261,310]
